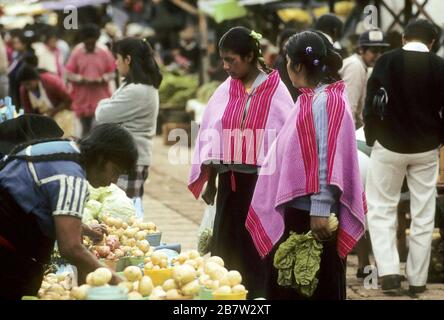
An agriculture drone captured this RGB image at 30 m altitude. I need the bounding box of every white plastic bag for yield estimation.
[198,205,216,234]
[133,196,144,219]
[197,204,216,256]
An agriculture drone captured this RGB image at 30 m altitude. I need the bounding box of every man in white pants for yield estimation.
[363,19,444,294]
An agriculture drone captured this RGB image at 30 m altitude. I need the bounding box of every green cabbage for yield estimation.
[88,185,112,202]
[98,184,136,222]
[81,199,103,224]
[82,184,136,224]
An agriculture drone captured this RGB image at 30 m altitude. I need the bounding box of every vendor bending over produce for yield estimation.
[0,122,138,300]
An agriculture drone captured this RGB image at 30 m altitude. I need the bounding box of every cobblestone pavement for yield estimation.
[143,137,444,300]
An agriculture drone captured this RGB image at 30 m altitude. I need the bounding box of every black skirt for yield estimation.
[265,207,347,300]
[211,171,266,299]
[0,187,54,300]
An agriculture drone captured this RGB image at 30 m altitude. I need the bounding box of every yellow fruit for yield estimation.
[195,257,204,267]
[160,259,168,269]
[138,276,154,296]
[126,238,136,247]
[47,284,65,294]
[226,270,242,286]
[178,252,188,264]
[132,249,145,257]
[184,259,198,270]
[166,289,181,300]
[149,286,167,300]
[124,227,139,238]
[232,284,246,293]
[214,286,232,294]
[204,261,220,274]
[181,280,199,296]
[86,273,94,286]
[70,285,90,300]
[146,222,156,231]
[118,281,134,293]
[115,228,125,238]
[199,274,210,285]
[208,267,228,281]
[137,240,150,253]
[92,267,112,286]
[124,266,142,282]
[113,218,123,229]
[40,281,50,290]
[162,279,178,291]
[133,281,139,291]
[144,262,154,271]
[150,251,166,265]
[135,231,148,241]
[208,256,224,267]
[328,214,339,232]
[188,250,200,260]
[128,216,136,226]
[128,291,143,300]
[172,265,196,286]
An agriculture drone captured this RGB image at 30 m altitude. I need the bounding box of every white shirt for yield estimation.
[339,53,368,128]
[402,41,429,53]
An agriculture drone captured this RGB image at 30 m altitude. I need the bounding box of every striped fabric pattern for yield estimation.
[47,175,88,218]
[188,72,294,199]
[297,82,364,257]
[246,81,366,259]
[221,70,280,165]
[246,206,273,256]
[296,88,319,194]
[325,82,346,184]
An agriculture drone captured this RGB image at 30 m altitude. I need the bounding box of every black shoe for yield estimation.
[409,285,426,294]
[381,275,401,291]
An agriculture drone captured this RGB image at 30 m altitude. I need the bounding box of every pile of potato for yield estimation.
[197,256,246,295]
[38,273,73,300]
[84,215,159,260]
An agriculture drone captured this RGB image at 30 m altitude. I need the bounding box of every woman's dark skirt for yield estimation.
[265,207,347,300]
[211,171,266,299]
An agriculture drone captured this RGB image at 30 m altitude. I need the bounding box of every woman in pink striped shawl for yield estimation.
[188,27,294,298]
[246,31,366,300]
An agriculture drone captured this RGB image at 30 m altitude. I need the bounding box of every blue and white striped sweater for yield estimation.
[289,84,339,217]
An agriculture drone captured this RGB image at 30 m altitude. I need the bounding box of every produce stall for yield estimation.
[23,182,250,300]
[32,250,249,300]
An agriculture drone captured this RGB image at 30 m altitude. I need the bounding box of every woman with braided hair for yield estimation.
[96,37,162,218]
[0,123,138,299]
[247,31,366,299]
[189,26,294,298]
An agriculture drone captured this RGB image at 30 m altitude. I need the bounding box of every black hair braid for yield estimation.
[253,38,273,74]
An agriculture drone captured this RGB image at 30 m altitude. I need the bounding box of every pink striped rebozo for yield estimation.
[188,70,294,198]
[246,81,366,259]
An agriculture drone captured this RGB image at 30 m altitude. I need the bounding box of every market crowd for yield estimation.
[1,9,444,301]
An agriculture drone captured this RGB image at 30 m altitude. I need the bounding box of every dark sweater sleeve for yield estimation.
[363,57,384,147]
[439,58,444,143]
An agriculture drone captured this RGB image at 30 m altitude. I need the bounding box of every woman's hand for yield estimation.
[202,184,217,205]
[310,216,332,241]
[110,271,123,285]
[202,166,217,205]
[82,223,108,243]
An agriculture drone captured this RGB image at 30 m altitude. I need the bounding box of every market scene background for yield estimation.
[1,0,444,301]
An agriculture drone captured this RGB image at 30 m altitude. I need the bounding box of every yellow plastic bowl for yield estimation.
[212,291,248,300]
[143,268,172,286]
